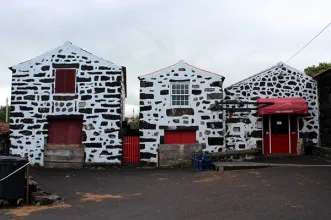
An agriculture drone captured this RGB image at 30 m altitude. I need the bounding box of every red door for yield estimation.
[270,114,290,154]
[164,131,196,144]
[48,119,82,144]
[122,136,140,164]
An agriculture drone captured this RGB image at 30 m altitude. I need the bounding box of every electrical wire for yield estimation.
[285,22,331,63]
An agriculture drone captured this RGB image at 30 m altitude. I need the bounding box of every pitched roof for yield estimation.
[225,62,307,89]
[138,60,225,80]
[9,41,121,70]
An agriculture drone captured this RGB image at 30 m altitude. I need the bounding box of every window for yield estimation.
[55,69,76,93]
[164,130,196,144]
[233,127,241,133]
[171,83,189,106]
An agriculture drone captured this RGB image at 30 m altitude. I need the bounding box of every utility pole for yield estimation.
[5,97,8,123]
[132,108,135,119]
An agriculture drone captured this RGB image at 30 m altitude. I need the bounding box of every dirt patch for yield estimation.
[4,203,71,217]
[249,170,261,177]
[81,193,142,202]
[193,172,238,183]
[158,178,168,181]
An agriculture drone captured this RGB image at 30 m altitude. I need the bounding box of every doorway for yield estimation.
[263,114,297,154]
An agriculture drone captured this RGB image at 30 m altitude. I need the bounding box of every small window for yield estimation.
[233,127,241,133]
[55,69,76,93]
[171,83,189,106]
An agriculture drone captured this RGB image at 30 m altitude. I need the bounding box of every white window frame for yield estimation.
[170,82,190,107]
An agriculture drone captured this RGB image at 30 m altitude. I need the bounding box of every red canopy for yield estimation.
[257,98,308,116]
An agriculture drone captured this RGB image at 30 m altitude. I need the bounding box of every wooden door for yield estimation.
[48,119,82,145]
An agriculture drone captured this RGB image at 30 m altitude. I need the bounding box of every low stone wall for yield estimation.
[158,144,202,167]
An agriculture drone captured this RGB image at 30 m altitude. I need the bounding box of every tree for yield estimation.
[304,62,331,77]
[0,106,7,122]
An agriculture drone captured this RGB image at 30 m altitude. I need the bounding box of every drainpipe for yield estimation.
[5,97,8,123]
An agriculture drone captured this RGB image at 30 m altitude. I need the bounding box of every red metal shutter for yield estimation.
[181,131,196,144]
[55,69,66,93]
[165,131,181,144]
[64,69,76,93]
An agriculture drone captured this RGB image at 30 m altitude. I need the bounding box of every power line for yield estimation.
[285,22,331,63]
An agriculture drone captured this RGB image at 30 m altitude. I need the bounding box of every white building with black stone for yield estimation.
[138,60,225,165]
[9,41,127,167]
[223,62,319,155]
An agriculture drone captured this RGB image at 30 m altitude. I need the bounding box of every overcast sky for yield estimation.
[1,0,330,116]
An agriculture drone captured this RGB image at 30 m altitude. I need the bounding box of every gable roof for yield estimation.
[138,60,225,81]
[225,62,307,89]
[9,41,121,70]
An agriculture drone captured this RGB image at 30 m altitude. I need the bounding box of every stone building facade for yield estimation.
[138,60,225,165]
[224,62,319,153]
[9,41,126,166]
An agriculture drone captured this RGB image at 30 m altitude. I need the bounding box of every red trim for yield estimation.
[258,98,308,116]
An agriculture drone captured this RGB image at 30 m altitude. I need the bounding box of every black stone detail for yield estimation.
[201,116,210,120]
[27,125,41,129]
[207,93,222,100]
[249,130,262,138]
[40,78,54,83]
[140,138,157,142]
[99,66,112,70]
[21,86,38,91]
[51,63,79,69]
[140,121,156,129]
[140,93,154,99]
[40,95,49,101]
[86,115,98,119]
[140,152,156,160]
[79,108,93,114]
[101,76,110,81]
[41,86,50,90]
[104,94,121,99]
[13,74,29,78]
[101,122,108,126]
[95,109,108,113]
[160,136,164,144]
[105,82,121,87]
[81,65,94,71]
[206,122,223,129]
[192,90,202,95]
[81,95,92,100]
[10,124,24,130]
[38,108,49,113]
[41,65,50,71]
[155,101,162,105]
[102,114,121,120]
[21,118,34,124]
[140,144,146,150]
[107,88,116,93]
[256,140,262,149]
[12,83,28,86]
[140,81,153,87]
[85,143,102,148]
[20,106,33,111]
[140,105,152,112]
[101,104,121,108]
[12,91,28,95]
[153,113,158,117]
[210,81,222,87]
[95,88,105,93]
[208,137,224,146]
[159,125,199,131]
[53,95,78,101]
[34,72,46,77]
[19,130,32,136]
[77,77,91,82]
[11,112,24,118]
[160,90,169,95]
[169,79,190,82]
[166,108,194,116]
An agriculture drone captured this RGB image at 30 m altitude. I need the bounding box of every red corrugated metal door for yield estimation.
[48,119,82,144]
[122,136,140,164]
[164,131,196,144]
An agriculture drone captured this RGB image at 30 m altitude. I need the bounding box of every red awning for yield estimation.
[257,98,308,116]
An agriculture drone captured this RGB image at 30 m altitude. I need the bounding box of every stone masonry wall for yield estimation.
[139,60,225,165]
[10,42,125,165]
[224,62,319,151]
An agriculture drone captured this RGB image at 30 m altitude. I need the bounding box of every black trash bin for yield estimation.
[0,156,28,203]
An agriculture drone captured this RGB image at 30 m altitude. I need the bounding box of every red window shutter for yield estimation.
[164,131,196,144]
[55,69,76,94]
[64,69,76,93]
[55,69,66,93]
